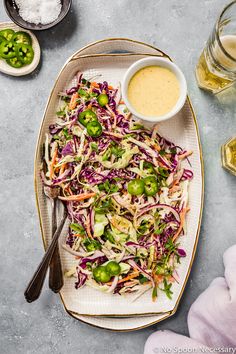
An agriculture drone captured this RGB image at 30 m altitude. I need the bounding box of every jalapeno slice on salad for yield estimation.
[78,109,97,127]
[83,238,101,252]
[0,40,17,59]
[12,31,32,45]
[106,261,121,276]
[86,120,102,138]
[0,29,14,41]
[128,178,145,195]
[97,93,109,107]
[16,43,34,65]
[93,266,111,283]
[143,176,159,196]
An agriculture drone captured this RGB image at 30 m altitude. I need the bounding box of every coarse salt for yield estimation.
[15,0,62,25]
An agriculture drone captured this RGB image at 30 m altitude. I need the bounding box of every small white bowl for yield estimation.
[0,21,40,76]
[122,57,187,123]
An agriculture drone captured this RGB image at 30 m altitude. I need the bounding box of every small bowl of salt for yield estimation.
[4,0,72,30]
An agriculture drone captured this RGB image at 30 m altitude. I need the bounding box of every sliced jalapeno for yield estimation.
[104,228,115,243]
[0,29,15,41]
[16,43,34,65]
[0,40,17,59]
[78,109,97,127]
[12,31,32,45]
[6,56,23,68]
[106,261,121,276]
[143,176,159,196]
[93,266,111,283]
[86,120,103,138]
[83,238,101,252]
[78,88,89,99]
[0,35,6,44]
[97,93,109,107]
[127,178,144,196]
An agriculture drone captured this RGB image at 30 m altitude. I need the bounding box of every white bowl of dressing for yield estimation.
[122,57,187,124]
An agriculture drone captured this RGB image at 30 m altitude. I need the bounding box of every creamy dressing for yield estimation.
[128,66,180,118]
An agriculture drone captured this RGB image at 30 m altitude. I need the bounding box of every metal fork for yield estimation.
[24,204,67,302]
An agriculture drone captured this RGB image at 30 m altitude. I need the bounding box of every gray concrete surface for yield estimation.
[1,0,236,353]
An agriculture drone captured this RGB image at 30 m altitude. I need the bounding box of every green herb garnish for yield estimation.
[138,274,149,284]
[62,127,71,140]
[98,180,119,194]
[70,223,85,234]
[160,279,173,299]
[56,108,66,117]
[158,167,169,178]
[111,145,125,158]
[91,142,99,152]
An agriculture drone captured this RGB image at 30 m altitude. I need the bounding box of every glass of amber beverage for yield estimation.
[196,1,236,93]
[221,136,236,175]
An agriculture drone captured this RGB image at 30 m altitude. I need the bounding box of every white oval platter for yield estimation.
[34,38,204,331]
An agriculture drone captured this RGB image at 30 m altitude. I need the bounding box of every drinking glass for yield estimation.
[196,0,236,93]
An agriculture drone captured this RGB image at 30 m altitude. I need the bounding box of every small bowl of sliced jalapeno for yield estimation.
[0,22,40,76]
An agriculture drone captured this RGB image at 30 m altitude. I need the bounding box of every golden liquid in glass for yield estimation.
[196,35,236,93]
[221,137,236,176]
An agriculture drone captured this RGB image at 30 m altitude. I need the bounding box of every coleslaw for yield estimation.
[42,73,193,301]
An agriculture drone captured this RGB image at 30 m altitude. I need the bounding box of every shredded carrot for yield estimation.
[107,271,139,286]
[72,233,84,237]
[158,162,168,169]
[154,274,164,283]
[59,163,67,175]
[67,187,73,195]
[169,185,180,194]
[90,82,99,88]
[169,180,180,193]
[153,143,161,152]
[49,148,58,179]
[119,100,125,104]
[85,220,93,239]
[172,207,190,242]
[58,192,96,202]
[117,271,139,283]
[179,151,193,160]
[64,186,73,196]
[54,167,60,174]
[69,92,79,110]
[108,85,114,90]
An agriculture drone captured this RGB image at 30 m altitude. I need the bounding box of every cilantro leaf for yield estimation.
[138,274,149,284]
[91,142,98,152]
[70,223,85,234]
[161,279,173,299]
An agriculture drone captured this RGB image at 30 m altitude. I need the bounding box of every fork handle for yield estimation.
[49,245,64,293]
[49,200,64,293]
[24,209,67,303]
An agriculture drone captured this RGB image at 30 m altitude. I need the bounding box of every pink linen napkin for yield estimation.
[144,245,236,353]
